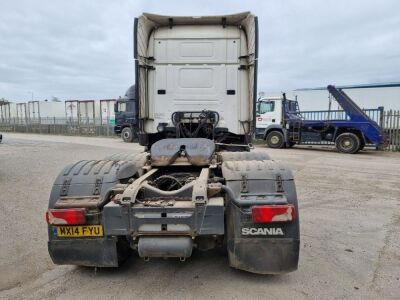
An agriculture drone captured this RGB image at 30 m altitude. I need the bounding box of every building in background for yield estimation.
[0,99,116,125]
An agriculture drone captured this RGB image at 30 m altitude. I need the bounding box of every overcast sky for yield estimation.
[1,0,399,102]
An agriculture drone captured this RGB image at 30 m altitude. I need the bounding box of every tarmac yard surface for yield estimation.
[0,133,399,299]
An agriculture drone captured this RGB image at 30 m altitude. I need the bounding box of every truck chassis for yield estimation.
[47,138,299,274]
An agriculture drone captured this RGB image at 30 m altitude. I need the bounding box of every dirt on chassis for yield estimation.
[46,138,300,274]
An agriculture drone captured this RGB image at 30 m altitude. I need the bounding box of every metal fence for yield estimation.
[384,110,400,151]
[300,107,400,151]
[300,107,384,125]
[0,117,115,137]
[1,109,399,151]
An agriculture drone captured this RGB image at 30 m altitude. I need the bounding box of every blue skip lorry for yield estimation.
[256,85,386,154]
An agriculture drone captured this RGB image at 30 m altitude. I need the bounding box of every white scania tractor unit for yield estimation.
[46,12,300,274]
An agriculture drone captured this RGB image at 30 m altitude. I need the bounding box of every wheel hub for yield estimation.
[341,138,352,149]
[270,136,279,144]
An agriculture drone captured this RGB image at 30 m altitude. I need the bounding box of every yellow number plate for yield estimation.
[56,225,103,237]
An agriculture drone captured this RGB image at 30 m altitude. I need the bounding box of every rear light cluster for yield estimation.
[46,208,86,225]
[251,204,296,223]
[46,206,296,225]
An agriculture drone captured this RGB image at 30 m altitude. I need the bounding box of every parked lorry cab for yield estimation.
[46,12,300,275]
[255,86,386,154]
[114,85,138,142]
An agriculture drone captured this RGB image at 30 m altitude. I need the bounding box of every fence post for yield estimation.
[394,110,398,151]
[384,111,391,150]
[107,116,109,137]
[379,106,384,128]
[396,110,400,151]
[390,110,394,151]
[386,110,390,151]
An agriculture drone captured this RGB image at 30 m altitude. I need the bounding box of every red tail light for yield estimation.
[46,208,86,225]
[252,204,296,223]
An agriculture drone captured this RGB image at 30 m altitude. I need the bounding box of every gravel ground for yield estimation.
[0,133,399,299]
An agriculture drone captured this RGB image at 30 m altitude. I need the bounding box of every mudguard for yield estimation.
[222,160,300,274]
[104,152,148,165]
[47,159,139,267]
[48,238,123,267]
[48,160,138,208]
[218,150,270,161]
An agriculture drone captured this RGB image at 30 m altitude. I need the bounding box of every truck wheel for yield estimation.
[121,127,134,143]
[266,131,284,148]
[335,133,360,154]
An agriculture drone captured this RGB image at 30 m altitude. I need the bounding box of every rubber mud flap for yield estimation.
[228,238,300,274]
[48,238,121,267]
[223,164,300,274]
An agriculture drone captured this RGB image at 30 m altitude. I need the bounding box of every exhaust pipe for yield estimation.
[138,237,193,258]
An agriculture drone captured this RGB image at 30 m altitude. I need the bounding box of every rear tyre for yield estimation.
[266,131,285,149]
[358,139,365,151]
[335,133,360,154]
[121,127,134,143]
